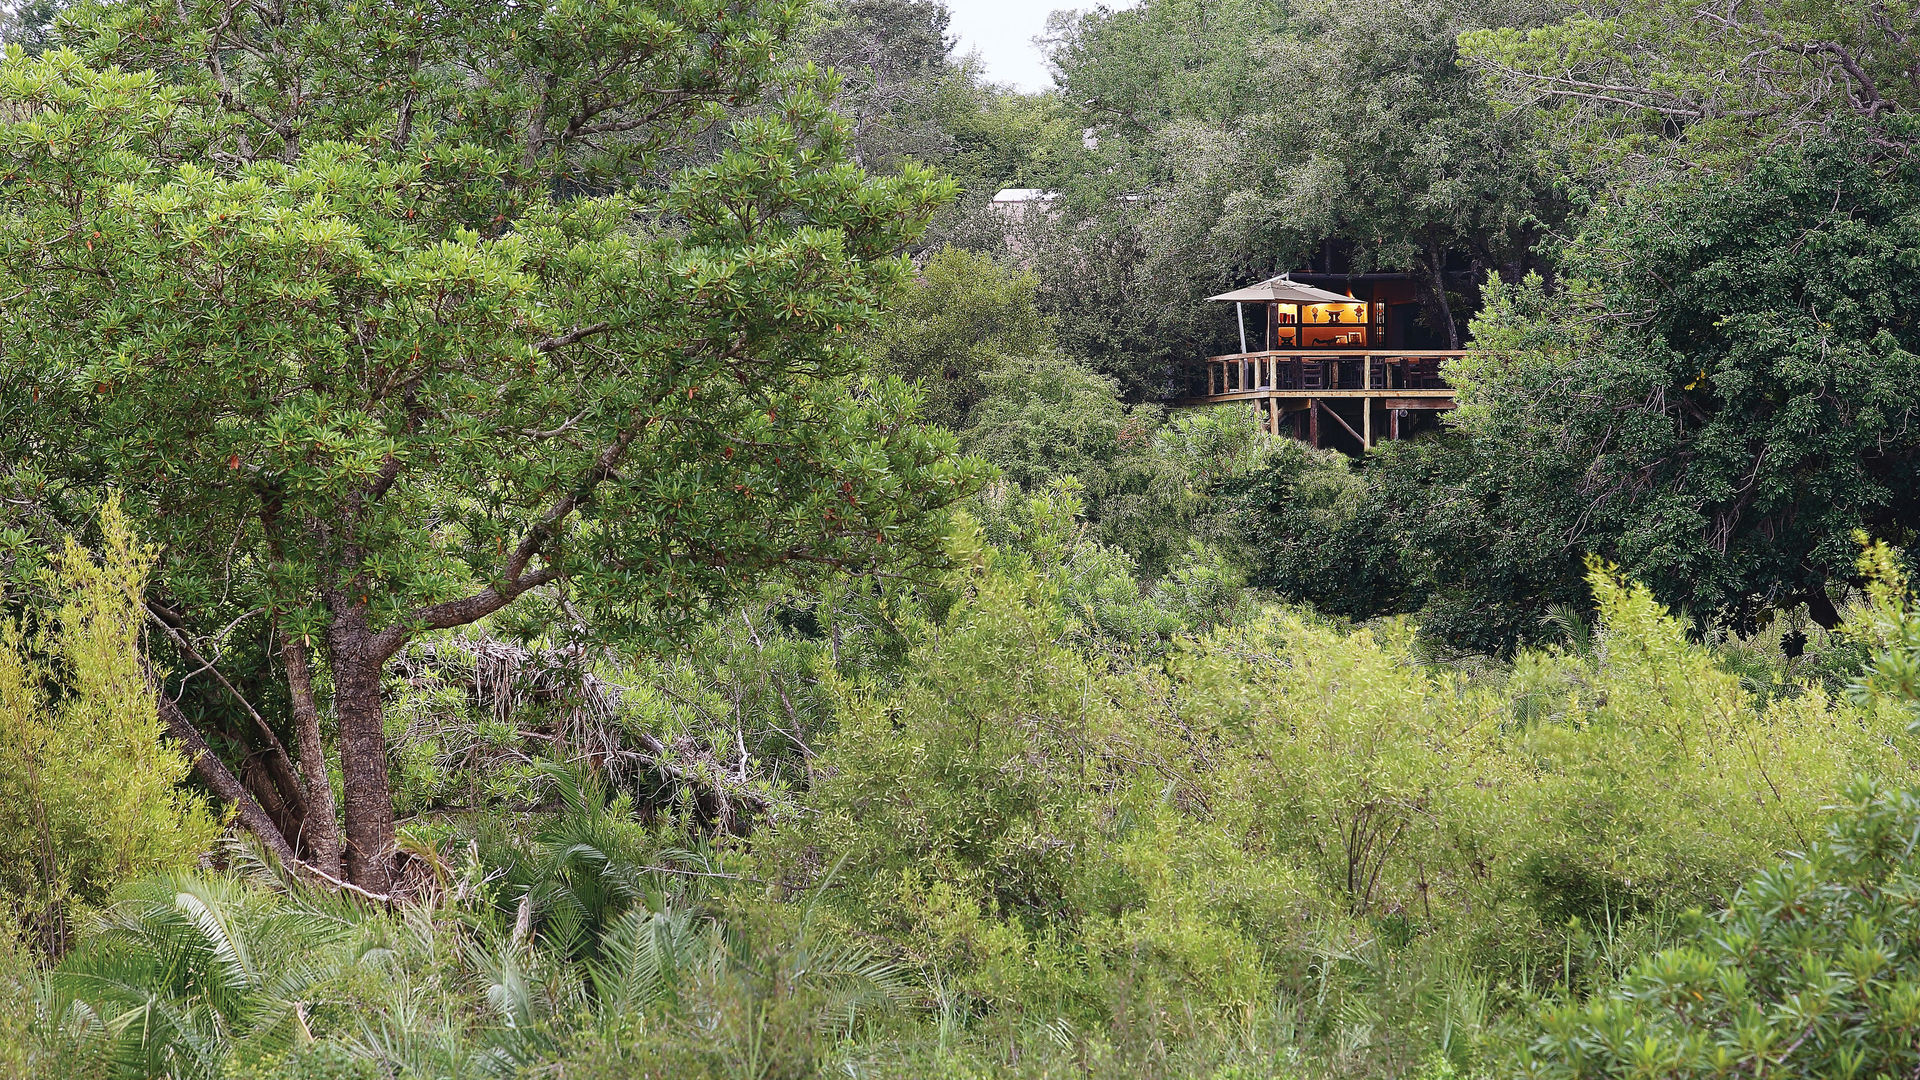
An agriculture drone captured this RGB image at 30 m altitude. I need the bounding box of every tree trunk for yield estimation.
[1427,243,1459,350]
[280,634,343,877]
[328,618,396,893]
[1805,582,1842,630]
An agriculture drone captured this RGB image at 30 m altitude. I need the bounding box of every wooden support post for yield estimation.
[1362,398,1372,450]
[1391,407,1401,441]
[1308,400,1320,448]
[1237,302,1248,355]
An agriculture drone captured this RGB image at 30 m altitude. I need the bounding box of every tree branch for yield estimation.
[145,601,303,810]
[534,321,612,353]
[371,419,646,659]
[154,685,299,866]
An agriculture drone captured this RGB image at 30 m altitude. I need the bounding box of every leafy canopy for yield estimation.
[1461,0,1920,175]
[0,39,969,643]
[1449,136,1920,629]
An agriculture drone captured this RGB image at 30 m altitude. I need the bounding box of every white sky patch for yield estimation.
[946,0,1119,92]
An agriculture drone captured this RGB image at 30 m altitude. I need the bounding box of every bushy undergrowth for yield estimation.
[0,501,220,952]
[1524,777,1920,1080]
[3,496,1914,1080]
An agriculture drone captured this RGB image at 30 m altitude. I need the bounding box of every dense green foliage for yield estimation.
[1456,138,1920,627]
[10,505,1914,1079]
[1524,777,1920,1080]
[1020,0,1558,387]
[1461,0,1919,174]
[0,502,219,951]
[0,0,975,890]
[1,0,1917,1077]
[867,245,1055,429]
[1255,136,1920,651]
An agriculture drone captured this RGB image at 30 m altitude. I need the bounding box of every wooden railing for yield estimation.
[1184,350,1466,399]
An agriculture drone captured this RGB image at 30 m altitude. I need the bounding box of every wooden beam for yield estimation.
[1362,398,1371,450]
[1316,399,1366,447]
[1381,397,1456,411]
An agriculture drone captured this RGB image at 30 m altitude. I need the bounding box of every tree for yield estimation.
[1449,136,1920,632]
[962,354,1152,494]
[1242,135,1920,652]
[0,0,62,54]
[799,0,965,172]
[0,2,975,892]
[1025,0,1557,389]
[1461,0,1920,175]
[868,245,1054,430]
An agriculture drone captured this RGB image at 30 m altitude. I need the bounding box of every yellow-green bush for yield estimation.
[1166,564,1902,974]
[764,539,1911,1075]
[0,502,220,944]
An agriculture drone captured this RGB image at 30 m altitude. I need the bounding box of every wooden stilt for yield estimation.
[1391,407,1401,441]
[1318,401,1365,448]
[1362,398,1372,450]
[1308,400,1320,448]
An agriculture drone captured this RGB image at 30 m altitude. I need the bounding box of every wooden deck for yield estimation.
[1174,350,1463,450]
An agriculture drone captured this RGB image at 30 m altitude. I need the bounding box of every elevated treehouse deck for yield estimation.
[1172,274,1460,452]
[1176,349,1461,450]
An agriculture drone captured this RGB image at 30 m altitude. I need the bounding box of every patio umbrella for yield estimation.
[1205,274,1356,305]
[1209,275,1362,352]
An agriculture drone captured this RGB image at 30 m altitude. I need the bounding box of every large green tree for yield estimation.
[1451,138,1920,630]
[1462,0,1920,175]
[1251,136,1920,653]
[1018,0,1558,391]
[0,2,973,891]
[799,0,962,172]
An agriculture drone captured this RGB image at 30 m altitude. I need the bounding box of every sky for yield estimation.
[946,0,1074,92]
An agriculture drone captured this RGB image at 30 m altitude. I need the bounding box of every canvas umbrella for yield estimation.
[1207,275,1358,352]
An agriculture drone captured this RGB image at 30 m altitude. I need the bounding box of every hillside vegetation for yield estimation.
[0,0,1916,1078]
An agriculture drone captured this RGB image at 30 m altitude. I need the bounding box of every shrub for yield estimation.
[1522,779,1920,1080]
[0,501,220,948]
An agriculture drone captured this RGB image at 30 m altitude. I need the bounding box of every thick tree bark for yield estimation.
[237,746,305,846]
[280,634,343,877]
[328,616,397,893]
[306,416,621,892]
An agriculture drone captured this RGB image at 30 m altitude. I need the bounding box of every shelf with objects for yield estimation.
[1171,273,1462,453]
